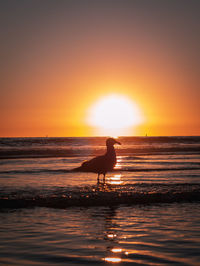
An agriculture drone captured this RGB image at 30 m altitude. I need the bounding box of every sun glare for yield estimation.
[87,94,143,136]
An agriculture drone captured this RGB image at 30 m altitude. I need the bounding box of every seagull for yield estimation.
[74,138,121,183]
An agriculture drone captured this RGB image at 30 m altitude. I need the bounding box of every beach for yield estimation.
[0,137,200,265]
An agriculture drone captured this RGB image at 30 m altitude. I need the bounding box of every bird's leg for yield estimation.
[97,173,100,183]
[103,174,106,183]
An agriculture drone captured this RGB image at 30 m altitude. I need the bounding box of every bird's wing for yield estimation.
[81,155,107,172]
[84,155,106,167]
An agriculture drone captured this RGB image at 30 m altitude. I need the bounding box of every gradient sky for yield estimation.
[0,0,200,137]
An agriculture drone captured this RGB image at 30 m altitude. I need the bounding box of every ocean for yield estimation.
[0,136,200,265]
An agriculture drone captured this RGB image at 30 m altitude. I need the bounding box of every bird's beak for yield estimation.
[116,140,121,145]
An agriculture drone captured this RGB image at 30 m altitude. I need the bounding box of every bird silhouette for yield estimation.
[74,138,121,183]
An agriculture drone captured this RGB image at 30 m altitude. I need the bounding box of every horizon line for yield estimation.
[0,135,200,138]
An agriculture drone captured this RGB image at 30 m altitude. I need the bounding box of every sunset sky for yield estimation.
[0,0,199,137]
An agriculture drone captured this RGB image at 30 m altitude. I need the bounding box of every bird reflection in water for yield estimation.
[101,207,129,263]
[85,206,129,263]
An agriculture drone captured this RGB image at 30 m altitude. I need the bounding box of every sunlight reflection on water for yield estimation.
[107,174,123,185]
[104,257,122,262]
[115,157,123,169]
[111,248,122,253]
[107,233,117,239]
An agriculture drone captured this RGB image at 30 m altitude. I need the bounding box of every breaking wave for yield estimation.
[1,183,200,209]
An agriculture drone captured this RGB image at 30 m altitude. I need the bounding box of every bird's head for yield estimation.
[106,138,121,147]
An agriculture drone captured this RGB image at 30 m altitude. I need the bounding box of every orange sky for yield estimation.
[0,0,200,137]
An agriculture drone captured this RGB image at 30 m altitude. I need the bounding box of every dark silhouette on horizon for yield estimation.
[73,138,121,183]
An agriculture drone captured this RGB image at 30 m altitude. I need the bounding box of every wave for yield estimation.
[0,147,200,159]
[1,166,200,176]
[0,146,200,159]
[0,148,77,159]
[1,136,200,146]
[0,183,200,209]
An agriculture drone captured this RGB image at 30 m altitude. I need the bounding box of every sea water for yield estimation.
[0,137,200,265]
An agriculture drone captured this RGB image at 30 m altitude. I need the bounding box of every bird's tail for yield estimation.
[71,166,83,172]
[71,161,88,172]
[72,161,88,172]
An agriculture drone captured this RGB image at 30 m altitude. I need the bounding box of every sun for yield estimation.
[87,94,143,136]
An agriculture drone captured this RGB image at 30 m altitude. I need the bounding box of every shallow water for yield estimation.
[0,152,200,208]
[1,203,200,265]
[0,137,200,264]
